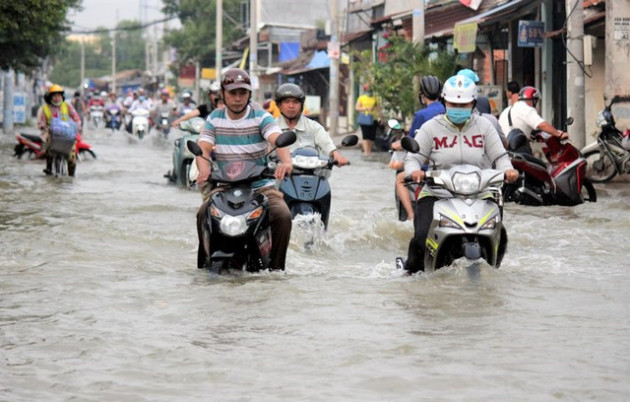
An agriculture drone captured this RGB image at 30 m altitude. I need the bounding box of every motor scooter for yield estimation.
[385,118,418,222]
[164,117,204,187]
[279,134,358,229]
[131,109,150,139]
[14,130,96,160]
[89,105,104,129]
[158,112,171,137]
[581,95,630,183]
[503,118,596,206]
[186,130,297,274]
[397,137,508,273]
[104,104,122,132]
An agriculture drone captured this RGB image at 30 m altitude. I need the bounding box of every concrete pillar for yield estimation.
[3,69,14,134]
[606,0,630,130]
[566,0,586,149]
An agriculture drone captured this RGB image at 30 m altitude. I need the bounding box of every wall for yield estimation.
[584,41,606,141]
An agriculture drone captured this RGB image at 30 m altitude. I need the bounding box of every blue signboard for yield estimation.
[13,93,26,124]
[518,20,545,48]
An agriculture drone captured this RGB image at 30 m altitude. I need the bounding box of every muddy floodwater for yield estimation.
[1,128,629,401]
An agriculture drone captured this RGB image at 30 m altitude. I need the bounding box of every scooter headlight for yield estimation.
[292,155,327,169]
[452,171,481,195]
[480,217,496,230]
[439,214,461,229]
[219,215,248,236]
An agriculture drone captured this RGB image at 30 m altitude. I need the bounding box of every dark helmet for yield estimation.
[519,86,540,101]
[419,75,442,101]
[221,68,252,91]
[274,83,305,104]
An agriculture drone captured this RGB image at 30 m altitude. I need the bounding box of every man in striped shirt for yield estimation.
[195,68,294,270]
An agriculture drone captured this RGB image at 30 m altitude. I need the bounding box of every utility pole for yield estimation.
[112,33,117,94]
[566,0,586,149]
[215,0,223,84]
[412,2,425,45]
[412,2,425,111]
[3,69,14,134]
[249,0,259,103]
[329,0,340,136]
[80,38,85,96]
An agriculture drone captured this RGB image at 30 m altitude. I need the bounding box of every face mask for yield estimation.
[446,107,471,124]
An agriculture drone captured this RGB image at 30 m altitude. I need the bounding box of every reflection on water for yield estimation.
[1,130,629,400]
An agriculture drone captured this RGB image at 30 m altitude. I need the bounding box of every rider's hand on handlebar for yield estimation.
[334,155,350,166]
[391,140,402,151]
[504,169,519,183]
[558,131,569,140]
[411,170,425,183]
[275,162,293,180]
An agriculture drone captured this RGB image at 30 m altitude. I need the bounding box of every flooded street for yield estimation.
[1,128,629,401]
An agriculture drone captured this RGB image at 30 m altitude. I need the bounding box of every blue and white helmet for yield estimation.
[442,75,477,104]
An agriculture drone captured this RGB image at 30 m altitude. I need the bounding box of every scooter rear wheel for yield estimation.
[584,149,617,183]
[78,148,97,160]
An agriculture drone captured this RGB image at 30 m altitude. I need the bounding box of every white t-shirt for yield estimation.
[498,101,545,136]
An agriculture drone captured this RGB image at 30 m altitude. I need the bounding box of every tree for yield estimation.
[0,0,82,72]
[352,36,457,122]
[162,0,245,68]
[49,20,147,88]
[114,20,147,71]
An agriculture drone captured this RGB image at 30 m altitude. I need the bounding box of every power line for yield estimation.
[70,15,178,34]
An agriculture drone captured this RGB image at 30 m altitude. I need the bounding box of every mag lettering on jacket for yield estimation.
[433,135,484,149]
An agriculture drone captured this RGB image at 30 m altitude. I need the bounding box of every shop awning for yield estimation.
[427,0,539,38]
[281,50,331,75]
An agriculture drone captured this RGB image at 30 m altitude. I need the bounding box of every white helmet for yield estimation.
[442,74,477,104]
[209,81,220,93]
[100,91,108,97]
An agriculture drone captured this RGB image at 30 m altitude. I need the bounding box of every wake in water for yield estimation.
[290,213,328,253]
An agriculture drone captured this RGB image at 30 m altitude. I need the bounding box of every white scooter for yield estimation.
[131,109,150,139]
[90,105,104,129]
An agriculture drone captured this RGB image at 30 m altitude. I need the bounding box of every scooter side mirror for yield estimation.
[566,117,574,126]
[186,140,203,156]
[341,134,359,147]
[388,119,402,130]
[401,136,419,153]
[275,130,297,148]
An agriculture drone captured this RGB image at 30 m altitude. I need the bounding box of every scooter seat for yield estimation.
[512,152,547,169]
[21,133,43,143]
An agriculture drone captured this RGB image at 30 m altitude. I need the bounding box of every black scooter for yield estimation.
[279,134,358,229]
[187,131,296,274]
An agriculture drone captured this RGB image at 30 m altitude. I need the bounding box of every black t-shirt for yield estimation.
[197,103,214,119]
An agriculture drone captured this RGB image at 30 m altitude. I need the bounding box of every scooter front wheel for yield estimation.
[584,149,617,183]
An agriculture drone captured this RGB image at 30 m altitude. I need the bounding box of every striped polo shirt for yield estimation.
[199,104,281,186]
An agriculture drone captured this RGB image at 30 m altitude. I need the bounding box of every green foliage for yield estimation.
[114,21,147,71]
[162,0,245,67]
[352,36,457,122]
[0,0,82,72]
[49,20,146,88]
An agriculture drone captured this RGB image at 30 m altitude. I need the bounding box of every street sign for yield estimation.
[518,20,545,48]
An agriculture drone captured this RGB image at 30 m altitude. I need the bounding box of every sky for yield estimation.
[69,0,168,32]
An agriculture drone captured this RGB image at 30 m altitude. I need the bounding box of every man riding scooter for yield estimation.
[498,86,568,154]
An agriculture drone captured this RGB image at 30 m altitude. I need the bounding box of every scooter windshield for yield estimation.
[211,160,266,184]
